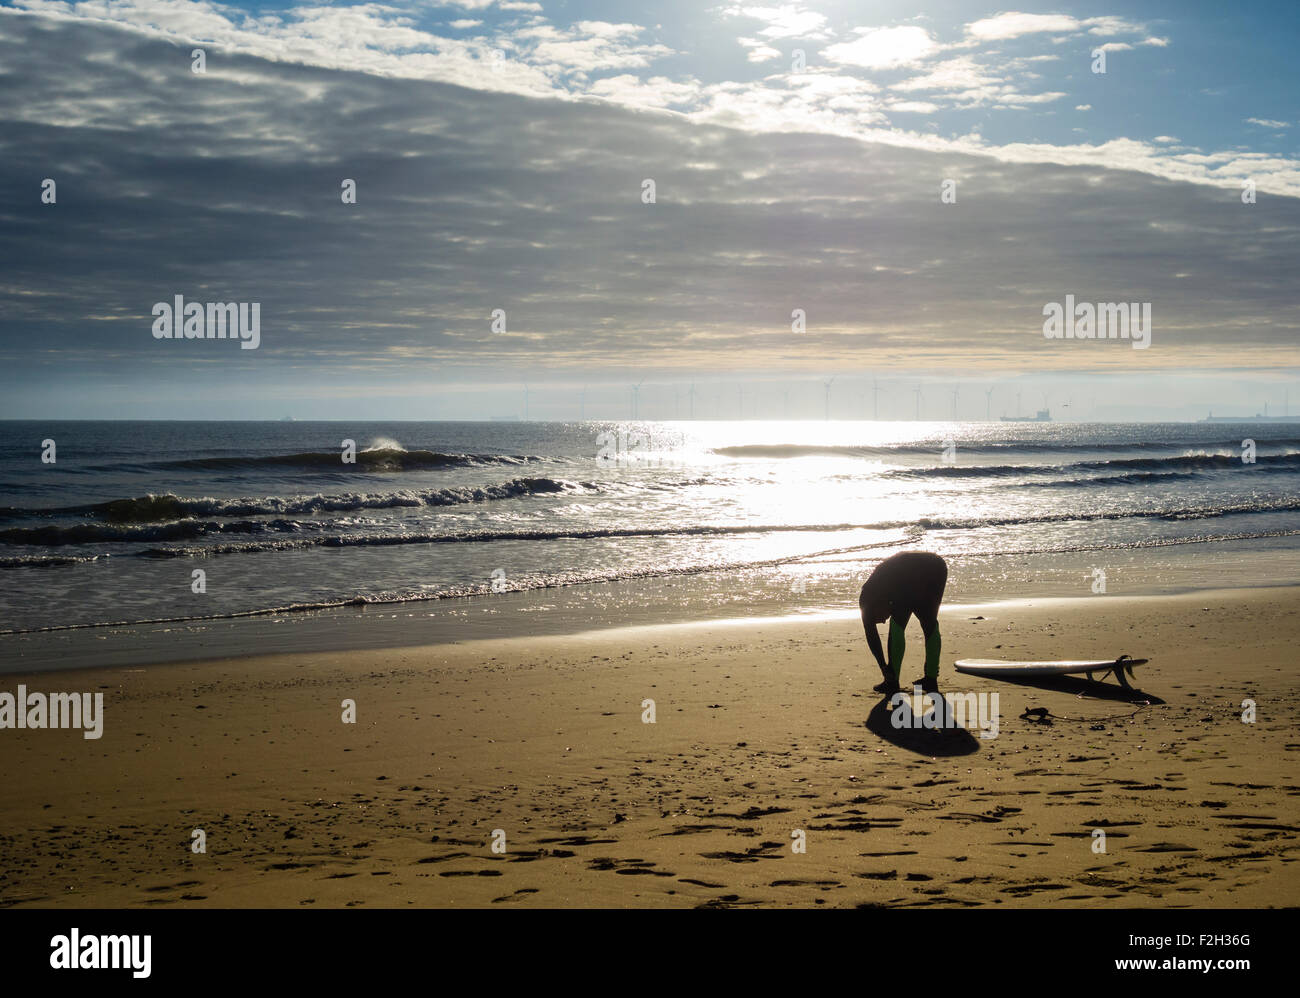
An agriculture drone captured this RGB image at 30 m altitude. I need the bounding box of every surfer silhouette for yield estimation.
[859,551,948,696]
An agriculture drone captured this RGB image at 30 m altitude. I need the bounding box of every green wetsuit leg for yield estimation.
[887,619,906,681]
[924,628,941,680]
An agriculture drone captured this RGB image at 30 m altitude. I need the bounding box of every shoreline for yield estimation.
[2,585,1296,908]
[6,538,1300,673]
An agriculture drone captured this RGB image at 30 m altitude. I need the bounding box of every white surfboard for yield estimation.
[954,655,1147,688]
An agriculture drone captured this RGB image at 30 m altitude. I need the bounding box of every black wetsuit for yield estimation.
[858,551,948,685]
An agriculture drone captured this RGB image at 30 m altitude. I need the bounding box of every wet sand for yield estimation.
[1,587,1297,908]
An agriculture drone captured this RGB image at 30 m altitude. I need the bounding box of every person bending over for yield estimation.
[859,551,948,696]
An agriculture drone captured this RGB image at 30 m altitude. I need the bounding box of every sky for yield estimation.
[0,0,1297,420]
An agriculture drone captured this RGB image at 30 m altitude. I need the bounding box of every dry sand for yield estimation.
[2,587,1297,908]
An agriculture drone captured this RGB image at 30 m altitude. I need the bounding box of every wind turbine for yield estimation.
[631,379,645,419]
[985,387,994,421]
[950,386,960,421]
[579,384,586,421]
[522,383,530,421]
[872,379,885,421]
[688,383,696,420]
[823,376,835,420]
[673,385,680,420]
[913,385,922,421]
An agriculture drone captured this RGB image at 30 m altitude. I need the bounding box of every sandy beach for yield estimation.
[1,586,1296,909]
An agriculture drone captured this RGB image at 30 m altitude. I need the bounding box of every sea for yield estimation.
[2,419,1298,671]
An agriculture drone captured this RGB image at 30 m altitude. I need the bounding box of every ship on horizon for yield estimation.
[1001,408,1052,423]
[1200,412,1300,423]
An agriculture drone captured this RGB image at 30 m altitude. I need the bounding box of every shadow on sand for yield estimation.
[977,674,1166,705]
[865,693,981,757]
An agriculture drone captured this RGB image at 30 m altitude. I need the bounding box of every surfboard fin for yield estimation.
[1114,654,1136,690]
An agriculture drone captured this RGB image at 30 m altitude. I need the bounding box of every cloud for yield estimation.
[966,13,1082,40]
[996,91,1067,106]
[1082,16,1146,36]
[8,0,564,94]
[737,35,782,63]
[572,21,643,39]
[1075,103,1092,111]
[823,25,939,69]
[587,74,702,109]
[966,12,1151,42]
[1246,118,1289,129]
[887,100,940,114]
[888,56,1064,108]
[720,3,828,40]
[515,21,673,74]
[692,71,886,135]
[892,56,999,92]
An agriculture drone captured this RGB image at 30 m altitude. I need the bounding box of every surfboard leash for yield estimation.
[1019,700,1152,725]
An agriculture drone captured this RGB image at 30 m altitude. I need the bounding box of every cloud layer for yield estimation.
[0,6,1296,416]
